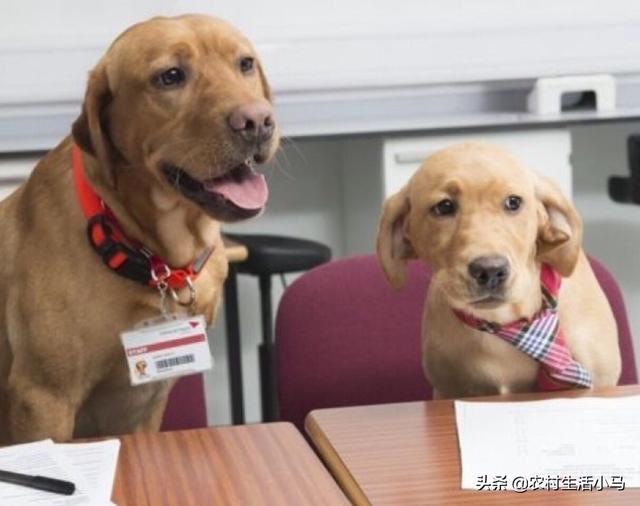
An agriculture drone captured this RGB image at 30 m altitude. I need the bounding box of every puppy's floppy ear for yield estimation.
[71,61,117,187]
[256,60,272,102]
[535,175,583,276]
[376,185,416,289]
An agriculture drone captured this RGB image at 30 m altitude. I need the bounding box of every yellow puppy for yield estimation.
[377,142,621,398]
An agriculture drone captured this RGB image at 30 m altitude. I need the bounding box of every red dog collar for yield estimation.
[71,144,212,291]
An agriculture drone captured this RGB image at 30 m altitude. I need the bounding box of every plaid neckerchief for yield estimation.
[453,264,592,391]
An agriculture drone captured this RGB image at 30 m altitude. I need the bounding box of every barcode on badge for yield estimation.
[156,354,195,370]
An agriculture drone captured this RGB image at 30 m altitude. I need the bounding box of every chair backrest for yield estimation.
[161,374,207,431]
[276,255,432,431]
[276,254,637,430]
[589,256,638,386]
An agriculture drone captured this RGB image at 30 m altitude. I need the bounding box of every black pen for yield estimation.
[0,468,75,495]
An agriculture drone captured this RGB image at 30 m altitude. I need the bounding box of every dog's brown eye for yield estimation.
[504,195,522,212]
[155,67,186,88]
[239,56,255,74]
[431,199,457,217]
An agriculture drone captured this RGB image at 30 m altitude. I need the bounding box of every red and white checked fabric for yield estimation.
[454,264,592,391]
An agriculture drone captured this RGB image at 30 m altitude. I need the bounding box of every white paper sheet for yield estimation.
[0,439,91,505]
[58,440,121,505]
[0,439,120,505]
[455,395,640,491]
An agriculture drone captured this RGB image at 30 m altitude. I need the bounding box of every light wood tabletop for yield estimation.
[111,422,349,506]
[306,385,640,505]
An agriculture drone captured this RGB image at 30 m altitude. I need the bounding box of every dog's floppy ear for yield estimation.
[535,175,583,276]
[376,185,416,289]
[71,61,117,187]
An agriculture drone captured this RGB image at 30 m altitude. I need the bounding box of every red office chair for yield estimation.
[160,374,208,431]
[276,255,638,431]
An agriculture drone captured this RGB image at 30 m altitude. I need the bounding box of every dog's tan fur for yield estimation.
[0,15,278,443]
[377,142,621,398]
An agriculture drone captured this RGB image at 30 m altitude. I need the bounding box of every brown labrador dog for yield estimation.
[377,142,621,398]
[0,14,279,443]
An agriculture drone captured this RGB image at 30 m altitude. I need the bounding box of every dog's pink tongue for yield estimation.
[204,169,268,210]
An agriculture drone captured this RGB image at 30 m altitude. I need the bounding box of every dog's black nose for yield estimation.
[468,255,510,291]
[227,102,275,144]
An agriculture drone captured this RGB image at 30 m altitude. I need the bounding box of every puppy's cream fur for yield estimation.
[377,142,621,398]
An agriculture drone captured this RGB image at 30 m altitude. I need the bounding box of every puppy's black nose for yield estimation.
[468,255,510,291]
[227,102,275,144]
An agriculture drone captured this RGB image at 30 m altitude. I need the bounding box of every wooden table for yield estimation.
[112,422,349,506]
[306,385,640,505]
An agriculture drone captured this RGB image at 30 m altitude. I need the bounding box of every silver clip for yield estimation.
[150,264,171,282]
[156,280,170,318]
[170,276,197,313]
[151,265,172,318]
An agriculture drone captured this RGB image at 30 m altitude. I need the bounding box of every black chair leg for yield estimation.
[224,266,245,425]
[258,275,278,421]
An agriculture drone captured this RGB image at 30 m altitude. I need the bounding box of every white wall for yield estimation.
[4,0,640,102]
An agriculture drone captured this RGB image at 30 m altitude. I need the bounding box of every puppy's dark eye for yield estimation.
[155,67,186,88]
[431,199,457,217]
[239,56,255,74]
[504,195,522,212]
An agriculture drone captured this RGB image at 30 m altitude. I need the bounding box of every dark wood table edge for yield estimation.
[305,412,370,506]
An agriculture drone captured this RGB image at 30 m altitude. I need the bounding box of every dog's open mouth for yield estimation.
[162,161,268,222]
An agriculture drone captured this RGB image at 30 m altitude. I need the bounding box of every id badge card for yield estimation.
[121,314,213,386]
